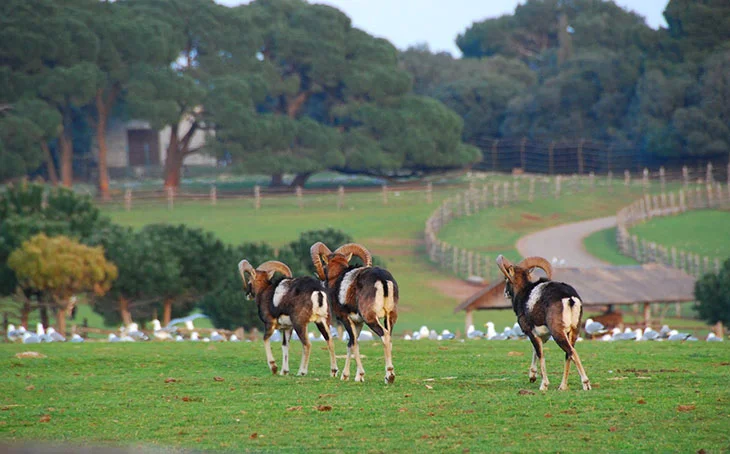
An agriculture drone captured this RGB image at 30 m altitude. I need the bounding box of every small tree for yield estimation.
[694,258,730,335]
[8,233,118,334]
[86,225,182,327]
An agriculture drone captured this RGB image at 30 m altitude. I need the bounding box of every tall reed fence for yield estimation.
[616,182,730,278]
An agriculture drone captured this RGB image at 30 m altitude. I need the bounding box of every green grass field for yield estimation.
[2,341,729,452]
[629,210,730,260]
[583,228,641,266]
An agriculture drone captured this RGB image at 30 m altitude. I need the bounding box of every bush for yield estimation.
[694,258,730,328]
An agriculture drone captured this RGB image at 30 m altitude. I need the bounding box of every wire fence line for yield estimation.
[616,183,730,278]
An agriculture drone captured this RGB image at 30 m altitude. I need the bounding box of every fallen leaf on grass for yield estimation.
[544,413,552,418]
[318,394,336,399]
[518,389,535,395]
[423,378,436,382]
[213,376,225,382]
[1,405,23,411]
[425,385,433,390]
[698,449,707,454]
[637,399,647,405]
[25,385,35,391]
[398,408,407,413]
[609,426,618,432]
[508,351,525,357]
[287,406,302,411]
[39,415,51,423]
[15,352,46,359]
[404,394,412,398]
[316,405,332,412]
[164,378,177,383]
[249,433,258,440]
[182,396,191,402]
[677,405,696,412]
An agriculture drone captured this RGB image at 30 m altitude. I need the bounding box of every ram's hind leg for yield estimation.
[555,329,591,391]
[526,333,548,390]
[280,328,292,376]
[367,315,395,384]
[263,324,278,375]
[316,321,338,378]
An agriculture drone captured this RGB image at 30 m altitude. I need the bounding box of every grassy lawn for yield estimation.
[629,210,730,260]
[583,228,641,266]
[2,341,729,452]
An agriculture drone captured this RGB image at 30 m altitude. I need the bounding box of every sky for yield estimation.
[220,0,669,57]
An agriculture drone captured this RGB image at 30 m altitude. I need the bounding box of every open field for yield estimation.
[1,341,729,452]
[583,228,641,266]
[629,210,730,260]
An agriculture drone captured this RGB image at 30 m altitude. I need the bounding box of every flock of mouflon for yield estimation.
[239,241,591,391]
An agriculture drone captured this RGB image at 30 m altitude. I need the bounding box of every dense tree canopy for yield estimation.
[694,258,730,328]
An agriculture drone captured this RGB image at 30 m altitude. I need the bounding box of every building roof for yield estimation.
[454,264,697,313]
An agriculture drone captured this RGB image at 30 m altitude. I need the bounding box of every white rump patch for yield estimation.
[374,281,385,318]
[273,279,291,307]
[384,281,395,312]
[310,291,329,322]
[338,269,361,305]
[277,315,292,327]
[561,296,582,329]
[526,282,549,313]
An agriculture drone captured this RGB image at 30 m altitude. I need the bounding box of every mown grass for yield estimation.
[1,341,729,452]
[583,228,641,266]
[629,210,730,260]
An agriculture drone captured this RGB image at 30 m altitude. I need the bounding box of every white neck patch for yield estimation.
[526,282,549,313]
[339,269,361,306]
[273,279,292,307]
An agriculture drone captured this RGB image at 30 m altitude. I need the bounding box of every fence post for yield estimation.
[493,182,500,207]
[166,187,174,211]
[624,169,630,187]
[659,166,665,192]
[491,139,499,171]
[642,168,649,193]
[520,137,527,171]
[679,189,686,212]
[528,178,535,202]
[296,186,303,209]
[555,175,562,198]
[706,162,714,184]
[426,182,433,204]
[548,141,555,175]
[589,171,595,191]
[124,188,132,212]
[682,166,689,188]
[707,183,714,207]
[482,184,490,208]
[513,180,520,202]
[210,185,217,206]
[254,185,261,210]
[452,247,459,274]
[503,182,509,204]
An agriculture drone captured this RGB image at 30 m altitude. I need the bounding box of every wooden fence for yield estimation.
[616,183,730,277]
[424,162,728,281]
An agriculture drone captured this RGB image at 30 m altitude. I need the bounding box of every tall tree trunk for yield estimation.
[119,297,132,326]
[57,307,68,335]
[164,122,198,190]
[39,304,49,329]
[95,88,116,201]
[290,172,312,188]
[270,173,284,187]
[41,142,58,185]
[59,131,73,188]
[164,125,181,189]
[21,301,31,328]
[162,298,172,326]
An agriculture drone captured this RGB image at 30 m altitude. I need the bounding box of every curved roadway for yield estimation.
[516,216,617,268]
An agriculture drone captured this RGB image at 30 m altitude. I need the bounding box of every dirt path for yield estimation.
[516,216,617,268]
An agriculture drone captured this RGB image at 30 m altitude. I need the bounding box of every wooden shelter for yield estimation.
[455,264,697,330]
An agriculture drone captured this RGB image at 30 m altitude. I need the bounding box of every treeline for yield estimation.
[0,0,480,197]
[400,0,730,168]
[0,181,363,332]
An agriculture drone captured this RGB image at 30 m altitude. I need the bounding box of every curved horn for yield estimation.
[518,256,553,280]
[310,242,332,280]
[257,260,293,278]
[496,255,513,281]
[238,259,256,293]
[334,243,372,267]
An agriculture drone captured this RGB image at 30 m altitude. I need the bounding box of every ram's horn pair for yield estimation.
[496,255,553,281]
[310,242,373,280]
[238,259,292,293]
